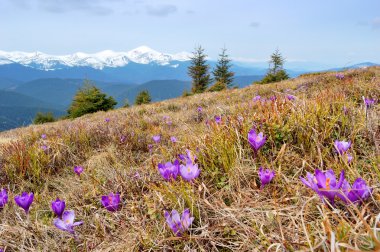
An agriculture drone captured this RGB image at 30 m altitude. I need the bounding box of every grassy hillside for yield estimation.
[0,68,379,251]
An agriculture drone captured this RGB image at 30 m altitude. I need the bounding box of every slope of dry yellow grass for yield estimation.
[0,67,379,251]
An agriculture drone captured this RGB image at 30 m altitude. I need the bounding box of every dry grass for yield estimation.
[0,67,379,251]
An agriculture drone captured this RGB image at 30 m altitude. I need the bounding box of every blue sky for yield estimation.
[0,0,379,66]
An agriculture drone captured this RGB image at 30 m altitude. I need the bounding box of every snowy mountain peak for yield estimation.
[0,46,192,70]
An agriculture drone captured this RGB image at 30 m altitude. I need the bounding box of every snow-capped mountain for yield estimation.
[0,46,192,70]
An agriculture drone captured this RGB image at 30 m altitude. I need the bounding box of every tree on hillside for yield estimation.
[135,90,152,105]
[67,80,117,118]
[258,49,289,84]
[188,46,212,94]
[211,47,234,89]
[33,112,56,124]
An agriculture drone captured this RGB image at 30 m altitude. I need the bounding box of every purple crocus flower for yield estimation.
[0,188,8,208]
[287,95,295,101]
[170,136,177,143]
[364,97,376,108]
[334,140,351,155]
[253,95,261,102]
[338,178,371,204]
[101,193,121,212]
[158,160,180,181]
[41,145,49,152]
[335,73,344,80]
[51,198,66,218]
[197,106,203,112]
[214,116,222,124]
[152,135,161,144]
[311,169,345,204]
[14,192,34,214]
[248,128,267,152]
[54,210,83,235]
[164,209,194,236]
[105,118,110,123]
[179,161,200,181]
[258,167,275,189]
[74,166,84,176]
[41,134,47,139]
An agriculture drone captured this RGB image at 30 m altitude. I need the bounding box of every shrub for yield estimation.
[33,112,56,124]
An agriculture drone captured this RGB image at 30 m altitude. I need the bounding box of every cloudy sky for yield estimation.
[0,0,379,65]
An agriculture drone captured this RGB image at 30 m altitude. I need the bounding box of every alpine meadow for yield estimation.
[0,0,379,251]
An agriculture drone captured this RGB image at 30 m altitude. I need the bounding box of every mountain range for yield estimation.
[0,46,378,131]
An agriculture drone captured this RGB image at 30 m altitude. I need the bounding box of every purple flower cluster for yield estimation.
[300,169,371,205]
[364,97,376,108]
[51,198,81,235]
[335,73,344,80]
[1,190,34,215]
[164,209,194,236]
[158,160,180,181]
[158,150,200,182]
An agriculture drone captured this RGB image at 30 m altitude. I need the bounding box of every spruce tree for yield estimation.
[212,47,234,88]
[188,46,211,94]
[67,80,117,118]
[269,49,286,75]
[135,90,152,105]
[258,49,289,84]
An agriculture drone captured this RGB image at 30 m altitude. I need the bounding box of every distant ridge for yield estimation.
[0,46,192,70]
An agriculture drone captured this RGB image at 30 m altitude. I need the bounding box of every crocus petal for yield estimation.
[72,221,84,226]
[62,210,75,225]
[314,169,326,188]
[54,218,68,231]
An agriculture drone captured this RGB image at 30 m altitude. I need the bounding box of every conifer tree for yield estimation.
[212,47,234,88]
[269,49,286,75]
[188,46,211,94]
[67,80,117,118]
[258,49,289,84]
[135,90,152,105]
